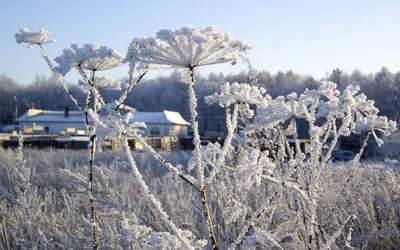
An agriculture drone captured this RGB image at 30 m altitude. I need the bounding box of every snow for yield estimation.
[106,100,136,112]
[130,111,190,126]
[55,136,89,142]
[163,111,191,125]
[17,108,189,126]
[17,109,85,122]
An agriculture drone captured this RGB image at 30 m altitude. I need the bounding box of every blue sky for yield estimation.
[1,0,399,85]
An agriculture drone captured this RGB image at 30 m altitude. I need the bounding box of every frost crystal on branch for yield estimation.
[253,93,306,130]
[132,25,252,69]
[143,231,206,249]
[54,43,125,76]
[205,82,268,108]
[95,112,146,146]
[252,81,397,142]
[15,27,55,48]
[235,148,276,190]
[79,76,121,93]
[126,39,141,76]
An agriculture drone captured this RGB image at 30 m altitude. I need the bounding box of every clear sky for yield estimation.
[1,0,399,85]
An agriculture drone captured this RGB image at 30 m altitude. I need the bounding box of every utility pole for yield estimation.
[14,96,18,131]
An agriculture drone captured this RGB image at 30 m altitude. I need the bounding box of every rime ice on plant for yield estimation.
[252,81,397,140]
[252,92,306,130]
[131,25,252,69]
[205,82,268,108]
[129,26,253,250]
[235,148,277,190]
[78,76,121,93]
[229,81,398,249]
[15,27,55,48]
[142,231,207,249]
[54,43,125,76]
[91,111,146,146]
[187,142,222,172]
[205,81,269,122]
[15,25,399,250]
[203,82,271,187]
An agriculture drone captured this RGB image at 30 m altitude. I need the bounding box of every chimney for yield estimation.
[64,107,69,118]
[30,103,35,109]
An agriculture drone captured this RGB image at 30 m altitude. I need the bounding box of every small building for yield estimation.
[130,111,190,137]
[17,108,87,135]
[16,102,190,138]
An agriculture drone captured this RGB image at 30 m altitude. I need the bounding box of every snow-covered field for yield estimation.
[1,148,399,249]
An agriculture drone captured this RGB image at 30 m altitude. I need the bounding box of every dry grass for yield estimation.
[0,148,399,249]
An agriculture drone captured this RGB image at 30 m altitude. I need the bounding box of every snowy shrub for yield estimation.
[12,26,398,250]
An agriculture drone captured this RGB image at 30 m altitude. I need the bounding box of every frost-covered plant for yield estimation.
[78,76,122,93]
[131,25,251,69]
[15,27,55,48]
[205,81,267,109]
[14,26,398,250]
[130,25,252,250]
[54,43,124,76]
[14,27,146,250]
[202,81,396,249]
[15,133,30,205]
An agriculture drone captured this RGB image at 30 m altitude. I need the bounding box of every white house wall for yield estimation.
[145,123,169,137]
[19,121,87,134]
[20,121,188,137]
[171,124,188,137]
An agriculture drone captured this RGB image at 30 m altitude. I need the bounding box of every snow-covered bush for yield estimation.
[12,26,397,250]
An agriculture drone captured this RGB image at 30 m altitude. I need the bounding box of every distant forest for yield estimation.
[1,67,399,134]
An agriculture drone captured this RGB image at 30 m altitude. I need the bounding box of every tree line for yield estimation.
[1,67,399,134]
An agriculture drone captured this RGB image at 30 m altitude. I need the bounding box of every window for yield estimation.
[150,127,160,136]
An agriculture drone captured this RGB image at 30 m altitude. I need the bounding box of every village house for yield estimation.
[16,101,190,138]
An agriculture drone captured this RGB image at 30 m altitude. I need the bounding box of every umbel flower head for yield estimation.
[128,25,252,70]
[78,76,121,93]
[54,43,125,76]
[205,82,268,108]
[15,27,55,48]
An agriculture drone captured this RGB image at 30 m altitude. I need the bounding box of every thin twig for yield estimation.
[115,70,148,111]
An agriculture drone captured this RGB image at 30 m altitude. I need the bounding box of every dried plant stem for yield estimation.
[320,215,356,250]
[88,132,98,249]
[205,104,239,188]
[229,180,284,249]
[115,71,147,111]
[86,72,99,249]
[121,136,194,250]
[322,132,371,228]
[188,66,219,250]
[38,45,99,249]
[134,136,197,188]
[38,45,83,112]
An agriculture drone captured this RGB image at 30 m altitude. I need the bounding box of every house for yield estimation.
[17,101,191,138]
[129,111,190,137]
[17,107,87,135]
